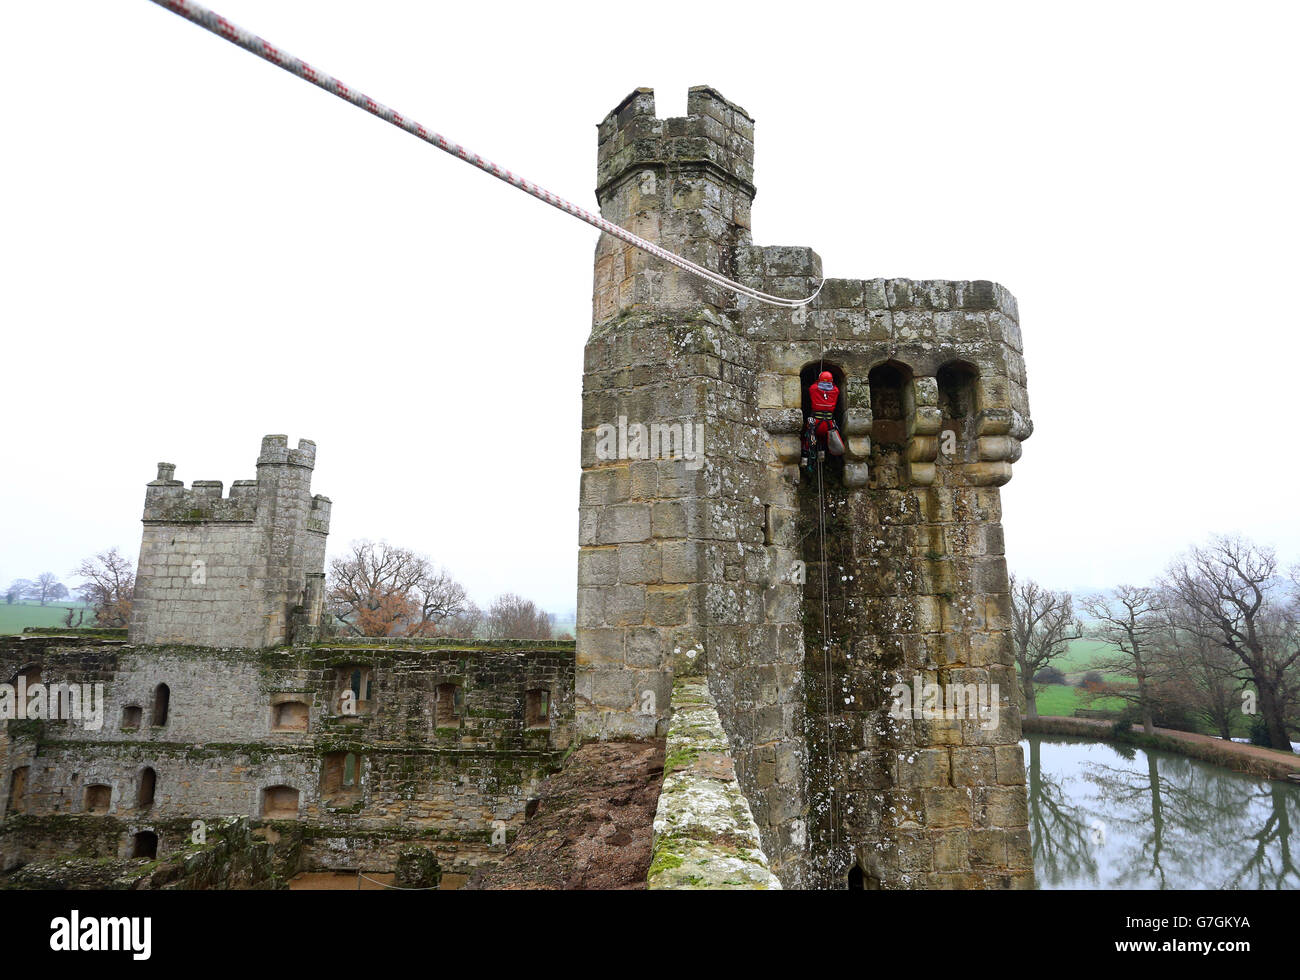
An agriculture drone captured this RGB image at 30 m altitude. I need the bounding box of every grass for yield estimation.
[0,601,97,635]
[1032,683,1129,717]
[1031,638,1135,717]
[1052,638,1131,681]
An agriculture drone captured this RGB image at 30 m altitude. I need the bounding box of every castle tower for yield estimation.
[578,87,1034,888]
[579,88,809,883]
[128,434,332,649]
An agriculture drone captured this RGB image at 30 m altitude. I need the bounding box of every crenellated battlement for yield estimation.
[141,439,333,532]
[143,472,258,524]
[129,434,332,649]
[596,86,755,197]
[592,87,760,326]
[257,433,318,469]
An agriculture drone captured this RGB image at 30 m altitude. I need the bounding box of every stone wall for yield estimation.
[0,635,575,879]
[129,434,331,649]
[1,816,292,890]
[577,86,1034,889]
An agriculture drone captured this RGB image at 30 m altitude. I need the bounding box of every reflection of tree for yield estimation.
[1220,782,1299,890]
[1081,754,1186,888]
[1079,747,1300,889]
[1026,739,1100,886]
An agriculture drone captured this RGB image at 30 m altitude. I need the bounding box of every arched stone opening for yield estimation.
[800,361,848,477]
[137,766,156,809]
[868,361,913,449]
[10,663,41,688]
[937,360,980,462]
[272,700,310,732]
[5,767,29,817]
[152,683,170,727]
[261,785,300,818]
[334,666,373,716]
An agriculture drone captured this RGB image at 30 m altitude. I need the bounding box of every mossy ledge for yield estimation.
[646,678,781,890]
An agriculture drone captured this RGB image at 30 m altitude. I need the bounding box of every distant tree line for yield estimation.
[5,572,70,606]
[1013,534,1300,750]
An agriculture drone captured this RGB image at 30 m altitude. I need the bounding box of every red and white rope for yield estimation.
[144,0,824,309]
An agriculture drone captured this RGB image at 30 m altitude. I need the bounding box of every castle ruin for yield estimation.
[1,437,574,886]
[2,86,1034,890]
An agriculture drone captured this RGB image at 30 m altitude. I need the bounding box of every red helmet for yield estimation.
[819,371,833,384]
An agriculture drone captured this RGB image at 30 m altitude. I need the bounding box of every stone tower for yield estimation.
[577,87,1034,888]
[128,434,331,648]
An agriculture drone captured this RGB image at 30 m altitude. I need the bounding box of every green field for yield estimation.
[0,601,97,635]
[1025,637,1134,718]
[1051,638,1131,681]
[1032,682,1129,717]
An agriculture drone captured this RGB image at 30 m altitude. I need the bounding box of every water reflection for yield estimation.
[1025,735,1299,889]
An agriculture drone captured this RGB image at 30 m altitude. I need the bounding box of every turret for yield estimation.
[128,434,331,648]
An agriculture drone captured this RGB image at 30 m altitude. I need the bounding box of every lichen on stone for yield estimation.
[647,678,780,889]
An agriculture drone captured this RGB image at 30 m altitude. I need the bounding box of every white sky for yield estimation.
[2,1,1297,613]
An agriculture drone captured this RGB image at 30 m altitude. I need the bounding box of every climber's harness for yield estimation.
[802,410,844,471]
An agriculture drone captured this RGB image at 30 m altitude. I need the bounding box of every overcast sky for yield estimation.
[2,1,1297,613]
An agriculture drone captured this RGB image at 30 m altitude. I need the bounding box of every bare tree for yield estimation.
[1163,535,1300,750]
[1010,574,1082,719]
[73,548,135,628]
[32,572,64,605]
[6,579,34,603]
[485,593,553,641]
[327,540,469,637]
[1081,585,1166,734]
[1151,592,1242,740]
[440,601,483,639]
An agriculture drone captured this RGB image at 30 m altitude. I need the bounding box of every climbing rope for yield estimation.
[816,450,839,857]
[143,0,825,309]
[813,311,839,860]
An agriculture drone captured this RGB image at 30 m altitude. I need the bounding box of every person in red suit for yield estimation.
[802,370,844,470]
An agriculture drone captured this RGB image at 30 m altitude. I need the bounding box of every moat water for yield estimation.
[1025,735,1300,889]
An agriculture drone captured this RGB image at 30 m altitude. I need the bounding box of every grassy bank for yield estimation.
[1022,715,1300,781]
